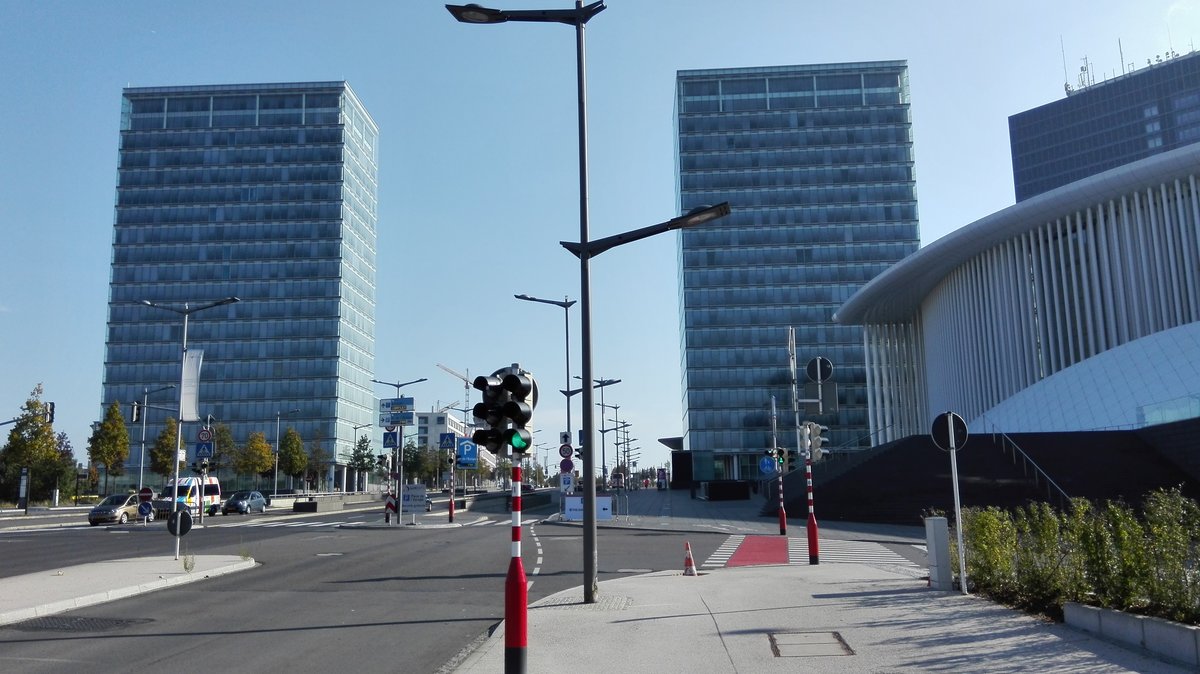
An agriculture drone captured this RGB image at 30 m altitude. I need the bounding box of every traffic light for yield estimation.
[445,452,455,468]
[131,401,140,423]
[472,366,537,455]
[45,402,55,424]
[805,421,828,461]
[778,447,789,470]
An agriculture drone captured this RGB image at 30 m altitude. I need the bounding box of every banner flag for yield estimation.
[180,349,204,422]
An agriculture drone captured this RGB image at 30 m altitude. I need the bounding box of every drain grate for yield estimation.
[768,631,854,657]
[531,595,632,611]
[5,616,154,633]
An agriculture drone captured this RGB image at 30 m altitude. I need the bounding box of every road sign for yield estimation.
[560,473,574,493]
[167,509,192,537]
[138,487,154,503]
[195,441,214,458]
[385,425,396,432]
[384,494,397,513]
[402,484,428,508]
[558,443,573,459]
[560,458,574,473]
[931,411,968,451]
[457,438,478,469]
[439,432,457,450]
[197,428,213,442]
[559,431,571,445]
[803,381,839,415]
[383,431,398,448]
[379,397,415,413]
[759,456,778,475]
[137,501,153,519]
[807,356,833,383]
[378,411,414,427]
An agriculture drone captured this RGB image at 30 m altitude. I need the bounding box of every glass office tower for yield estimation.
[1010,50,1200,201]
[102,82,378,490]
[675,62,919,480]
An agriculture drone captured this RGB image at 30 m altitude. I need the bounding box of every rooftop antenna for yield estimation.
[1119,38,1126,76]
[1061,36,1072,95]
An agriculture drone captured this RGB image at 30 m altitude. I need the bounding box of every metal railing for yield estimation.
[979,416,1071,509]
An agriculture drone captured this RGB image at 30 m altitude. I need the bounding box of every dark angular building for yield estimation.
[1010,50,1200,201]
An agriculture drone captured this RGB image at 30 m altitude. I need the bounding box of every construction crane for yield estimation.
[435,400,461,414]
[436,363,471,420]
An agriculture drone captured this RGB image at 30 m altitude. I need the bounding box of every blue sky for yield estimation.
[2,1,1197,473]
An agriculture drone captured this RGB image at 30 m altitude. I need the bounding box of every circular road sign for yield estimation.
[558,443,573,459]
[931,411,968,452]
[560,458,574,474]
[138,486,154,502]
[385,425,396,432]
[759,456,778,475]
[197,428,213,442]
[137,501,153,519]
[167,508,193,537]
[806,356,833,383]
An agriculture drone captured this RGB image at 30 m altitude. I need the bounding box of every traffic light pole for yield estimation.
[505,463,528,673]
[448,453,456,524]
[803,424,819,565]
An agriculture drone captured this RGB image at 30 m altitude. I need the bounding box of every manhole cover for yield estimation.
[769,631,854,657]
[6,616,154,633]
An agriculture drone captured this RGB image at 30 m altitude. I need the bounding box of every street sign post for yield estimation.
[931,410,969,595]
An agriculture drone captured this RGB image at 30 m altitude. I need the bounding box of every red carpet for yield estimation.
[726,535,789,567]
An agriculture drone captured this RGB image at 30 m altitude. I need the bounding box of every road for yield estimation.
[0,497,733,672]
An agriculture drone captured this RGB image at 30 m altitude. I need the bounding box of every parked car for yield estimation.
[88,493,140,526]
[222,490,267,515]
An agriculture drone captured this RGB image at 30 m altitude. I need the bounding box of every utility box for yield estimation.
[925,516,953,591]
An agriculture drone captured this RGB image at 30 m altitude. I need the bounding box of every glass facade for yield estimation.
[1010,51,1200,201]
[103,82,378,485]
[675,62,920,479]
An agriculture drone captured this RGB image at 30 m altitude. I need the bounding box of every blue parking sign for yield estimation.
[456,438,478,469]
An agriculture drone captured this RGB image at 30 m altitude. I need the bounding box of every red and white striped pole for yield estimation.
[448,455,455,524]
[777,459,787,535]
[806,451,819,565]
[505,463,527,673]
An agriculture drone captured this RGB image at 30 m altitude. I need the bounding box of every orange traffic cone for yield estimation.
[683,541,697,576]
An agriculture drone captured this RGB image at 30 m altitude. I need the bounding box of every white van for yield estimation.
[154,476,221,517]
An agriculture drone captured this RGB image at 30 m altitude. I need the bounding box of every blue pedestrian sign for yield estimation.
[195,441,214,459]
[456,438,478,469]
[383,431,398,448]
[759,456,777,475]
[439,432,457,450]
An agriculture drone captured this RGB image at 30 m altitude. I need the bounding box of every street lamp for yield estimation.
[371,377,428,397]
[514,294,576,438]
[274,408,301,497]
[136,384,175,492]
[448,1,730,605]
[596,400,619,486]
[141,296,239,560]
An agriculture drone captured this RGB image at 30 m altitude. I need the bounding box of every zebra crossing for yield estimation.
[209,516,522,529]
[698,534,923,570]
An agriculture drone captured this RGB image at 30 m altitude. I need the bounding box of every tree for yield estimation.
[278,427,306,488]
[348,434,374,491]
[306,431,332,491]
[87,401,130,495]
[233,432,273,486]
[149,417,181,481]
[55,432,76,500]
[0,385,69,503]
[211,423,236,473]
[401,440,428,485]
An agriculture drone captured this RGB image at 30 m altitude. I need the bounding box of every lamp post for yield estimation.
[596,400,619,487]
[515,294,576,438]
[274,408,301,498]
[447,1,730,608]
[137,384,175,492]
[141,296,239,560]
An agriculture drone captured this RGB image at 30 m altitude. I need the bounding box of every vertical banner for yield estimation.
[180,349,204,422]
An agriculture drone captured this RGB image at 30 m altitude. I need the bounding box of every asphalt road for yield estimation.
[0,506,727,671]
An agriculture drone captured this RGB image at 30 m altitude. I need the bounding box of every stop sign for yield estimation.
[139,487,154,503]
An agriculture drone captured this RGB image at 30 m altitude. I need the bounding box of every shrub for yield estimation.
[961,506,1017,600]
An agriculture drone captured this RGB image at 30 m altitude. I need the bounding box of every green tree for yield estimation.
[55,432,77,500]
[211,423,236,473]
[306,430,332,491]
[348,434,374,491]
[278,427,306,489]
[0,385,69,503]
[401,440,427,484]
[234,431,273,486]
[149,417,182,480]
[87,401,130,495]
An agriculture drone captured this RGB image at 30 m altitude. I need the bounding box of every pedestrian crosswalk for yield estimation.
[698,534,923,570]
[208,516,524,529]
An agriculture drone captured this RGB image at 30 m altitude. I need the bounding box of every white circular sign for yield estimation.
[197,428,213,442]
[558,443,573,459]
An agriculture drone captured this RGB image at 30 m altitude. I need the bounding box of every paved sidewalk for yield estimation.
[0,555,255,627]
[451,563,1191,673]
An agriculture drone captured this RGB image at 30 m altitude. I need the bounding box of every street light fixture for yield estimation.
[515,294,576,439]
[275,408,301,498]
[136,384,175,491]
[371,377,428,397]
[448,1,730,605]
[140,296,239,560]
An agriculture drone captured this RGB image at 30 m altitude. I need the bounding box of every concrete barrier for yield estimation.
[1064,601,1200,668]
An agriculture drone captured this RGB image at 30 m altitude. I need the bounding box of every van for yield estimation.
[154,476,221,518]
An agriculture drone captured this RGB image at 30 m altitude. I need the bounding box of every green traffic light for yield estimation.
[505,428,532,451]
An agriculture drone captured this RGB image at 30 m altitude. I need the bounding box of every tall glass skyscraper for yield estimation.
[675,62,920,481]
[102,82,378,489]
[1010,50,1200,201]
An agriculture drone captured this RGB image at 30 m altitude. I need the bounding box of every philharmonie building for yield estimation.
[835,142,1200,446]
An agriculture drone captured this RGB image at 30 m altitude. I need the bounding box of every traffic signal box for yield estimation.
[471,365,535,456]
